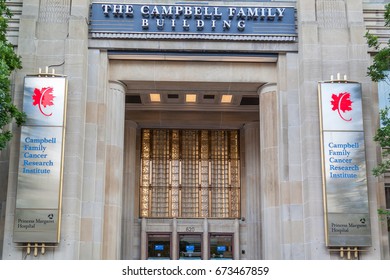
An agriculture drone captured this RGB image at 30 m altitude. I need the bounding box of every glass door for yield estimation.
[147,234,171,260]
[209,234,233,260]
[179,234,202,260]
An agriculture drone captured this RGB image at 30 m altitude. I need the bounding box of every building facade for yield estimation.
[1,0,389,260]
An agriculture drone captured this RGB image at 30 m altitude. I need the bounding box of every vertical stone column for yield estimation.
[243,121,261,259]
[102,81,126,259]
[297,0,329,259]
[80,49,109,259]
[140,218,147,260]
[172,218,178,260]
[202,218,208,260]
[122,120,138,259]
[259,84,281,259]
[277,52,305,259]
[60,14,89,260]
[234,219,240,260]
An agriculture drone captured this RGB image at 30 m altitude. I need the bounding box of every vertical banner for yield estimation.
[318,81,371,247]
[13,75,67,243]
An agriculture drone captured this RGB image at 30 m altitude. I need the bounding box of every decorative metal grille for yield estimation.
[140,129,240,218]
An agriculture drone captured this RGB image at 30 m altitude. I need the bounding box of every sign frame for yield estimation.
[318,80,371,248]
[89,2,297,42]
[13,74,68,244]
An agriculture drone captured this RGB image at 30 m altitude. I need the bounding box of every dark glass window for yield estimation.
[209,234,233,259]
[179,234,202,260]
[147,234,171,259]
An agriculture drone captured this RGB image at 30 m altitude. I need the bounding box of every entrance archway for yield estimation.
[106,53,278,260]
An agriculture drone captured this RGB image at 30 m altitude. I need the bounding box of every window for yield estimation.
[378,71,390,127]
[147,234,171,259]
[140,129,240,218]
[209,234,233,260]
[179,234,202,260]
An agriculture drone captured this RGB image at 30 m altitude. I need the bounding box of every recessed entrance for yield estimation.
[209,234,233,260]
[117,55,276,260]
[179,234,202,260]
[147,234,171,260]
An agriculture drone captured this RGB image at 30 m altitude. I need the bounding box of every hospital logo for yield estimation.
[330,92,352,122]
[32,87,55,117]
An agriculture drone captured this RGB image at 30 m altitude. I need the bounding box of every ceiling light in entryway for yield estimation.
[186,94,197,103]
[150,93,161,102]
[221,95,233,103]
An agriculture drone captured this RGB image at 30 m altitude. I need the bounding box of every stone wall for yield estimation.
[1,0,389,260]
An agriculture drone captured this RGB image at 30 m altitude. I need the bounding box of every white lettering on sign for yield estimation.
[101,4,288,32]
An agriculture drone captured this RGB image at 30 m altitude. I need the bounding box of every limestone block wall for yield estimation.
[297,0,386,259]
[277,52,305,259]
[1,0,388,260]
[82,54,127,260]
[1,0,90,259]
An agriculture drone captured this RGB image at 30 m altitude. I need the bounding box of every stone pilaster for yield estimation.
[122,120,138,259]
[59,15,89,260]
[102,81,126,259]
[278,52,305,259]
[79,49,109,259]
[259,84,282,259]
[234,219,240,260]
[172,218,178,260]
[243,121,262,259]
[297,0,328,260]
[202,218,208,260]
[140,218,147,260]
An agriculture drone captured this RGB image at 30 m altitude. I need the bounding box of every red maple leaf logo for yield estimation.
[330,92,352,122]
[32,87,55,116]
